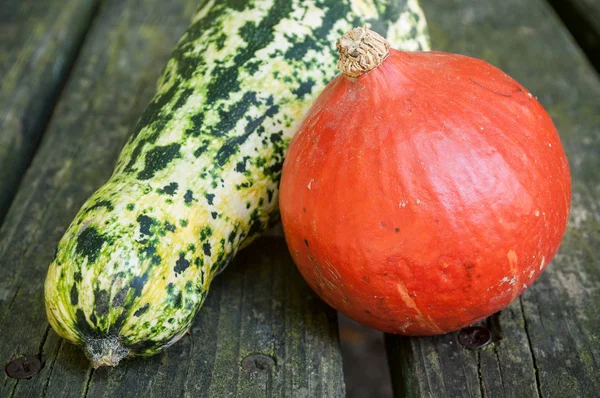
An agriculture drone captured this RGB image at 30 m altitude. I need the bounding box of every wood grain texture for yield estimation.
[0,0,345,396]
[0,0,100,227]
[0,0,195,396]
[386,0,600,397]
[83,238,343,398]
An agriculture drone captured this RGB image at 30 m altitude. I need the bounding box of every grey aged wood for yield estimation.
[386,0,600,397]
[546,0,600,71]
[0,0,345,396]
[82,238,343,398]
[0,0,196,395]
[0,0,100,227]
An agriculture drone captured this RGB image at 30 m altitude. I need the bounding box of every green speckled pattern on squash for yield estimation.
[45,0,429,367]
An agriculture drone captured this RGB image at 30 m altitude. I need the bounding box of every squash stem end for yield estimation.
[84,336,130,368]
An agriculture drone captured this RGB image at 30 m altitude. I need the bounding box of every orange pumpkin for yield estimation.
[279,27,571,335]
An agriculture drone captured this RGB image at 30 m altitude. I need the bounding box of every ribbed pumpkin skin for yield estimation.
[279,49,571,335]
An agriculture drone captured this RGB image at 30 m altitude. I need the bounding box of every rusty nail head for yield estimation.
[241,354,275,373]
[4,356,42,379]
[458,326,492,350]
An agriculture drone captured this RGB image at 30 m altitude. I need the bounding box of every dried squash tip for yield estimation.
[85,336,130,368]
[336,26,391,78]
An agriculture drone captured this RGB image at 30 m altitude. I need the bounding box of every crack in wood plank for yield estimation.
[8,381,18,398]
[520,296,543,398]
[493,344,506,396]
[40,337,64,398]
[178,329,195,398]
[233,268,245,398]
[268,255,277,398]
[82,367,94,398]
[37,325,51,355]
[477,350,485,397]
[0,287,20,331]
[546,0,600,72]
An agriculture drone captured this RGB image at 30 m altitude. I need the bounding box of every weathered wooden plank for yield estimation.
[546,0,600,72]
[83,238,343,398]
[0,0,346,396]
[0,0,197,396]
[386,329,481,397]
[0,0,100,227]
[338,314,394,398]
[386,0,600,397]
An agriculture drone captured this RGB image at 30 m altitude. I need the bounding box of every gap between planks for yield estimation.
[519,296,543,398]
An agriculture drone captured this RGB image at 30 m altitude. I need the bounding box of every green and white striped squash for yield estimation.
[45,0,430,367]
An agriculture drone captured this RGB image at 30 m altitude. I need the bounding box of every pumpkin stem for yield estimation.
[336,26,390,78]
[84,336,130,368]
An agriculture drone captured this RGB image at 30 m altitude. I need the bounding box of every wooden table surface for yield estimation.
[0,0,598,397]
